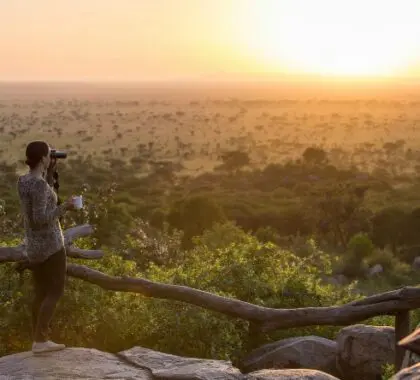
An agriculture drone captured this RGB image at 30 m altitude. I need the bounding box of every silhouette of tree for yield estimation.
[302,147,328,165]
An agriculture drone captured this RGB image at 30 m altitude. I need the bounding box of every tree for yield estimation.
[371,207,407,252]
[302,147,328,166]
[403,208,420,246]
[311,183,371,248]
[167,195,226,248]
[218,150,250,173]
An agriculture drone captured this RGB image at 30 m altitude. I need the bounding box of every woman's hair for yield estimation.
[25,141,50,169]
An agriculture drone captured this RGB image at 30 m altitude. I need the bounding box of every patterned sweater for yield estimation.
[17,174,67,263]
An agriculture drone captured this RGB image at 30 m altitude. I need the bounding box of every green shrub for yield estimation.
[381,363,395,380]
[0,228,358,362]
[339,233,375,278]
[348,232,375,261]
[255,225,280,244]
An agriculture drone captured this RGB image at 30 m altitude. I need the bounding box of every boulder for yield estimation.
[0,347,151,379]
[241,336,338,376]
[118,346,243,379]
[336,324,395,380]
[245,368,340,379]
[335,274,349,285]
[367,264,384,277]
[413,256,420,270]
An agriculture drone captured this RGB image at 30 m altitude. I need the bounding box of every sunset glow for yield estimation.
[1,0,420,81]
[239,0,420,78]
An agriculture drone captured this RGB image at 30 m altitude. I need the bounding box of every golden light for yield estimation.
[238,0,420,78]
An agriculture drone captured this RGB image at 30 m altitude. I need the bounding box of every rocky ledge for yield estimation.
[1,341,417,379]
[0,346,339,380]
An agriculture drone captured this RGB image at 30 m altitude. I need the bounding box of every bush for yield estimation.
[143,224,359,360]
[167,194,226,248]
[364,248,412,288]
[255,226,280,244]
[340,233,374,277]
[347,232,374,261]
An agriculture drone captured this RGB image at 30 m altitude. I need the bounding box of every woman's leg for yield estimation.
[33,248,66,343]
[31,264,47,341]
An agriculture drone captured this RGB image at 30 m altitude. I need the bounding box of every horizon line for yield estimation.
[1,76,420,85]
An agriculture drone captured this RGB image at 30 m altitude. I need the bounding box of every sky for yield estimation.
[1,0,420,82]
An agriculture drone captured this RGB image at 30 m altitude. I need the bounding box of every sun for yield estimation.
[238,0,420,78]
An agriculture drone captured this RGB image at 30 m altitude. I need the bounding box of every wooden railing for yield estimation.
[0,224,417,371]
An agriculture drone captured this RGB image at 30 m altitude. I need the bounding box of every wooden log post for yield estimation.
[395,311,410,371]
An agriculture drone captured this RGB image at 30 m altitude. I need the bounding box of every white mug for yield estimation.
[73,195,83,209]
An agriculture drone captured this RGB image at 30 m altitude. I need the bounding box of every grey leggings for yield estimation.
[31,248,66,342]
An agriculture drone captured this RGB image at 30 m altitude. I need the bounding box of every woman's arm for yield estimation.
[31,179,67,228]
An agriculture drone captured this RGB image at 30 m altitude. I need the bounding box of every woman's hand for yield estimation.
[48,157,57,173]
[46,158,57,187]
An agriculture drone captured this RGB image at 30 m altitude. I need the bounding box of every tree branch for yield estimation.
[66,263,268,321]
[0,246,27,263]
[65,263,420,333]
[0,224,102,262]
[3,223,420,334]
[66,246,104,259]
[64,224,96,244]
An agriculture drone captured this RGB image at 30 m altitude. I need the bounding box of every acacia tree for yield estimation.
[217,150,250,173]
[311,183,371,249]
[302,147,328,166]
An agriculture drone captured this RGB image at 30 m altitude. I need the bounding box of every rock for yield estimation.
[413,256,420,270]
[0,347,151,379]
[336,324,395,380]
[118,346,243,379]
[367,264,384,277]
[321,275,344,287]
[245,368,340,379]
[393,363,420,379]
[241,336,338,376]
[336,274,348,285]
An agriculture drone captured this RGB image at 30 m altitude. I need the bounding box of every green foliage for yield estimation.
[142,225,358,358]
[339,232,374,277]
[168,195,226,248]
[347,232,375,261]
[191,221,250,250]
[371,207,406,251]
[255,225,281,244]
[361,249,413,290]
[381,363,395,380]
[0,226,357,362]
[117,219,184,269]
[2,139,420,362]
[366,248,410,274]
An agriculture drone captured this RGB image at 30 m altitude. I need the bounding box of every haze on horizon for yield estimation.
[1,0,420,83]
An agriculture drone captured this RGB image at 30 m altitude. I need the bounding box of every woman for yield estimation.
[17,140,75,354]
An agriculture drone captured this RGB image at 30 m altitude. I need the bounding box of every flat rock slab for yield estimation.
[0,347,151,380]
[245,369,340,380]
[118,346,243,379]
